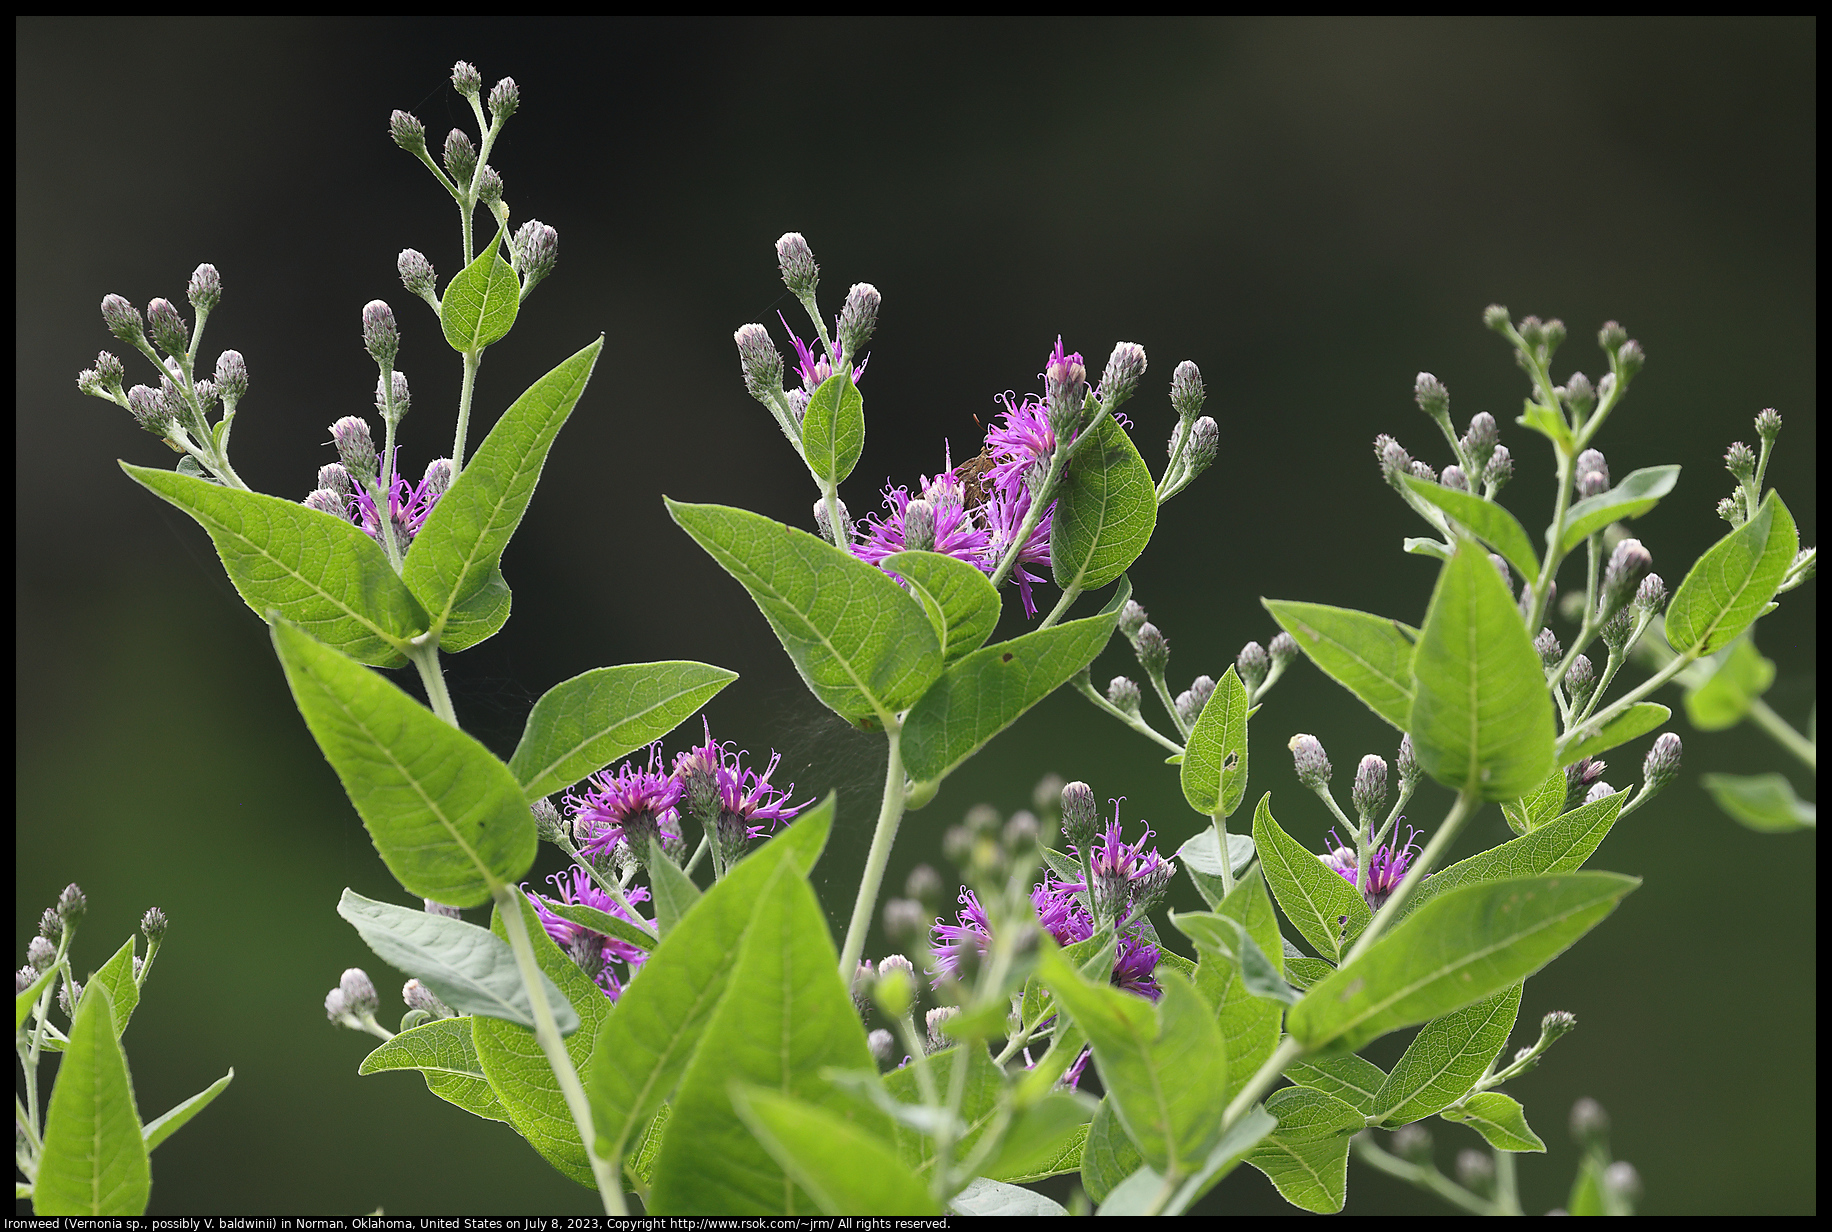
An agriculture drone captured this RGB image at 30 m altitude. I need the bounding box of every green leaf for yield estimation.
[1094,1107,1275,1214]
[508,661,737,800]
[1401,476,1540,582]
[1244,1133,1350,1213]
[1173,871,1285,1102]
[902,580,1128,786]
[141,1068,235,1150]
[87,937,139,1039]
[337,889,577,1034]
[472,893,615,1186]
[33,986,149,1216]
[998,1122,1090,1185]
[536,899,655,952]
[799,370,865,487]
[1283,954,1335,991]
[626,1104,670,1192]
[1262,1085,1365,1142]
[1052,413,1158,592]
[1286,1052,1388,1113]
[1174,829,1256,909]
[647,856,888,1214]
[1516,399,1575,452]
[882,549,1001,663]
[358,1017,507,1123]
[1503,766,1569,835]
[406,339,603,651]
[667,500,940,725]
[122,464,427,666]
[1263,600,1417,730]
[1569,1153,1608,1215]
[951,1177,1066,1216]
[440,241,521,352]
[982,1092,1096,1182]
[1080,1097,1144,1204]
[1250,794,1370,963]
[730,1085,939,1215]
[880,1044,1006,1177]
[1441,1092,1545,1152]
[1039,955,1225,1177]
[1400,789,1627,921]
[1287,873,1636,1053]
[1701,772,1817,832]
[587,800,833,1165]
[16,965,57,1030]
[1562,703,1672,764]
[1665,491,1799,656]
[274,622,534,907]
[1408,542,1557,800]
[1371,985,1521,1125]
[1683,636,1776,731]
[646,842,703,938]
[1181,666,1250,817]
[1403,537,1453,562]
[1559,465,1682,554]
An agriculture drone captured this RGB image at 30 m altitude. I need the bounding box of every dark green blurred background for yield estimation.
[16,16,1815,1216]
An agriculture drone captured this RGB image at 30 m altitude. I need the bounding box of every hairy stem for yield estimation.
[1351,1134,1496,1215]
[838,723,907,979]
[452,349,481,474]
[1342,789,1479,964]
[1073,669,1185,755]
[409,642,458,727]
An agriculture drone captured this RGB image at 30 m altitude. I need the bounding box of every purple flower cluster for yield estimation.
[303,452,450,551]
[1319,826,1424,911]
[1061,813,1176,930]
[527,867,651,1001]
[930,877,1162,1002]
[780,313,869,422]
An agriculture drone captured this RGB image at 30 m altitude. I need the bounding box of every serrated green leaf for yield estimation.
[730,1085,938,1215]
[1288,874,1636,1053]
[1181,666,1249,817]
[1441,1091,1545,1152]
[882,549,1001,664]
[1263,1085,1365,1142]
[1174,829,1256,909]
[1095,1106,1274,1215]
[1558,465,1681,553]
[1401,476,1540,582]
[406,339,602,651]
[1701,772,1816,832]
[1263,600,1417,730]
[273,622,533,907]
[1285,1051,1388,1113]
[1173,871,1284,1102]
[982,1091,1095,1182]
[588,801,832,1167]
[122,464,426,666]
[1401,789,1627,921]
[667,500,940,725]
[337,890,575,1034]
[1245,1132,1350,1213]
[800,370,865,486]
[648,857,887,1214]
[1665,491,1798,656]
[1409,542,1557,800]
[999,1121,1089,1185]
[141,1068,235,1150]
[1080,1097,1143,1204]
[1052,413,1158,592]
[881,1043,1006,1177]
[33,986,148,1216]
[440,242,521,352]
[1683,636,1775,731]
[1250,794,1370,963]
[1561,704,1672,764]
[951,1176,1065,1216]
[536,899,655,952]
[359,1017,507,1123]
[87,937,139,1039]
[1371,984,1520,1124]
[508,661,736,800]
[646,842,703,938]
[902,580,1128,786]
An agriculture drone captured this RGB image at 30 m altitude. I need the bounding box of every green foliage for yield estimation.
[1250,794,1369,963]
[1441,1092,1545,1153]
[122,465,427,666]
[440,242,521,352]
[1402,789,1626,920]
[950,1176,1067,1215]
[1683,636,1776,731]
[1051,412,1158,592]
[87,937,140,1039]
[1370,985,1521,1125]
[1701,772,1816,831]
[1174,829,1256,909]
[645,842,703,937]
[1288,874,1636,1053]
[1285,1052,1388,1113]
[880,1044,1005,1178]
[508,661,737,800]
[360,1018,508,1124]
[667,499,940,726]
[34,987,149,1216]
[1558,465,1681,553]
[728,1085,937,1215]
[1408,542,1556,800]
[1401,475,1540,581]
[1263,600,1417,730]
[799,370,865,487]
[882,550,1001,664]
[1260,1085,1365,1141]
[406,339,603,651]
[1562,703,1672,764]
[534,899,655,953]
[1181,666,1250,816]
[1243,1132,1350,1214]
[141,1069,236,1150]
[274,622,534,907]
[1080,1097,1144,1202]
[1172,871,1284,1102]
[1664,491,1798,656]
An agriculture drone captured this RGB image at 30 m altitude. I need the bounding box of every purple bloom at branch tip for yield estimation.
[672,718,807,867]
[566,744,685,859]
[527,867,651,1000]
[1320,826,1424,911]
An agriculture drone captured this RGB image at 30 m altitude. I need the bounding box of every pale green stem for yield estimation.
[988,446,1066,589]
[931,1043,972,1203]
[685,833,712,878]
[1210,808,1237,898]
[452,349,481,474]
[1746,697,1818,773]
[495,885,627,1215]
[1073,670,1184,755]
[1558,649,1698,759]
[819,477,844,549]
[1527,448,1575,635]
[1220,1035,1304,1131]
[1146,665,1191,740]
[1351,1135,1497,1215]
[1139,1170,1183,1217]
[1493,1147,1522,1216]
[1038,582,1082,630]
[838,723,906,979]
[409,642,458,727]
[1342,789,1479,964]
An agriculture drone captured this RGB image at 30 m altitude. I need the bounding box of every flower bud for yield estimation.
[1456,1149,1496,1196]
[324,986,351,1023]
[443,129,478,185]
[314,463,353,499]
[1717,495,1743,526]
[57,884,86,927]
[474,164,504,207]
[1754,407,1782,444]
[1353,755,1389,821]
[733,323,783,399]
[1441,465,1470,492]
[450,60,482,98]
[1184,415,1219,479]
[1564,655,1596,708]
[1099,341,1147,407]
[873,954,915,1018]
[389,109,426,154]
[1178,675,1216,727]
[1724,440,1756,483]
[837,282,881,357]
[187,263,222,316]
[1543,318,1567,354]
[146,297,189,356]
[1584,781,1616,805]
[1414,372,1450,419]
[141,906,168,943]
[1564,371,1596,417]
[1577,467,1610,500]
[1118,599,1149,640]
[361,300,399,365]
[213,349,248,404]
[1133,623,1169,675]
[1106,676,1142,717]
[1462,411,1498,471]
[403,978,453,1019]
[867,1028,895,1065]
[1269,632,1299,671]
[1540,1009,1577,1042]
[126,385,173,435]
[1236,641,1269,692]
[1518,316,1546,349]
[339,967,379,1018]
[1409,459,1438,485]
[1600,607,1635,655]
[1483,443,1514,493]
[102,294,147,347]
[1044,340,1089,434]
[531,796,564,844]
[1641,732,1682,797]
[1597,538,1652,624]
[1289,734,1331,790]
[423,899,462,919]
[1483,303,1511,332]
[882,898,927,946]
[1634,572,1667,616]
[1391,1124,1433,1165]
[775,232,819,298]
[1603,1161,1642,1206]
[1616,339,1645,380]
[27,936,56,972]
[330,416,378,486]
[1570,1097,1609,1147]
[812,495,853,548]
[1396,734,1420,789]
[925,1006,959,1052]
[17,967,37,994]
[1167,360,1207,421]
[38,909,63,942]
[93,350,126,389]
[303,489,344,516]
[903,499,936,553]
[487,76,519,123]
[1060,780,1098,849]
[398,248,437,301]
[375,370,411,421]
[1374,434,1412,486]
[1534,627,1562,669]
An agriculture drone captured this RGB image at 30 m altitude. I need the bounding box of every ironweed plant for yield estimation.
[42,59,1814,1217]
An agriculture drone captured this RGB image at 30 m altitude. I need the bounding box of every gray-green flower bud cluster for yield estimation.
[1289,733,1331,790]
[1352,754,1388,822]
[330,416,378,486]
[1575,448,1610,499]
[1640,732,1682,797]
[1483,444,1514,493]
[146,298,189,357]
[187,263,222,317]
[531,797,564,844]
[141,906,167,943]
[389,109,426,155]
[487,77,519,124]
[1414,371,1450,420]
[776,232,819,299]
[450,60,482,99]
[1107,676,1142,716]
[1133,623,1169,675]
[398,248,438,306]
[1169,360,1204,420]
[903,499,936,553]
[837,282,880,358]
[1060,780,1098,849]
[339,967,378,1018]
[1563,372,1596,418]
[734,323,783,400]
[1723,440,1756,483]
[1176,675,1215,728]
[1236,641,1269,693]
[1396,733,1420,790]
[1564,655,1596,709]
[1099,342,1147,408]
[362,300,399,366]
[1597,538,1652,624]
[443,129,478,186]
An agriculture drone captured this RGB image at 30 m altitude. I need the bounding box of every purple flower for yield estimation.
[1319,826,1424,911]
[852,473,994,574]
[982,482,1053,617]
[344,453,449,550]
[930,869,1161,1002]
[1060,807,1176,929]
[673,720,806,865]
[565,744,686,859]
[527,866,651,1000]
[983,392,1056,503]
[778,312,867,393]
